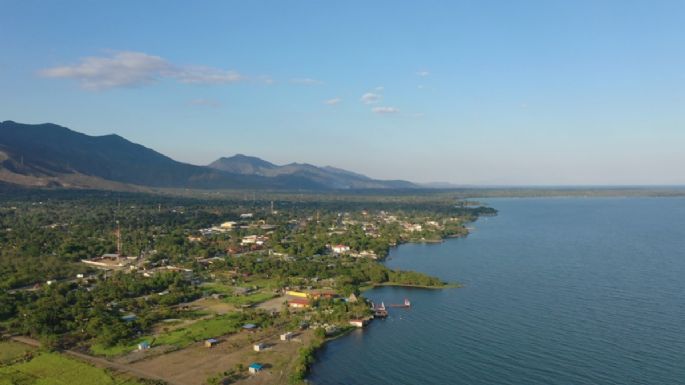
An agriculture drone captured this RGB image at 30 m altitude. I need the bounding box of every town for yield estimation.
[0,190,495,385]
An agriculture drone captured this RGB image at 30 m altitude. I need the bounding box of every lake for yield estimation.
[308,197,685,385]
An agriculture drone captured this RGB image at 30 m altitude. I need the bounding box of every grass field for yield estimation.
[223,291,277,307]
[91,312,250,357]
[0,341,35,365]
[0,352,143,385]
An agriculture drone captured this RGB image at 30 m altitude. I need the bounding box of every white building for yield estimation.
[331,244,350,254]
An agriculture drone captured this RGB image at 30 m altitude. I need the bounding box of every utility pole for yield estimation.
[116,220,122,256]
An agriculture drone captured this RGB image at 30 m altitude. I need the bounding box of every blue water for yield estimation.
[308,198,685,385]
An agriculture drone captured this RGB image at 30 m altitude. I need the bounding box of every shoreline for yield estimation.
[305,230,473,384]
[360,282,462,292]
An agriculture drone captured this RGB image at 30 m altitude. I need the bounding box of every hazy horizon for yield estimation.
[2,1,684,185]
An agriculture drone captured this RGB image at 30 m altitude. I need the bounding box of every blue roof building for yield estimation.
[248,362,263,374]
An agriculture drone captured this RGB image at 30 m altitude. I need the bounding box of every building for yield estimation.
[347,293,358,303]
[331,244,350,254]
[285,290,308,298]
[241,235,267,246]
[242,323,258,331]
[280,332,295,341]
[310,289,338,300]
[287,298,310,308]
[349,319,366,328]
[138,341,150,350]
[204,338,219,348]
[81,253,130,269]
[220,221,237,229]
[248,363,263,374]
[253,342,266,352]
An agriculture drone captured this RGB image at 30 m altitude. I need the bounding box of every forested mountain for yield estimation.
[209,154,415,189]
[0,121,416,190]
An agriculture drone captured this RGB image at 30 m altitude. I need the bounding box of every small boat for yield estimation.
[371,301,388,318]
[389,298,411,308]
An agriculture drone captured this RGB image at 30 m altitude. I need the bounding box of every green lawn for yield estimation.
[0,352,143,385]
[0,341,35,365]
[223,291,276,307]
[91,312,249,357]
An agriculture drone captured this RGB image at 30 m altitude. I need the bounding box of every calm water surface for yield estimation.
[308,198,685,385]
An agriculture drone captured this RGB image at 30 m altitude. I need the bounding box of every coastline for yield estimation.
[304,227,477,384]
[360,282,462,292]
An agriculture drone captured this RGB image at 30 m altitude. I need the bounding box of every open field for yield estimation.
[0,351,144,385]
[92,313,248,357]
[131,328,314,385]
[224,292,278,307]
[0,341,35,365]
[256,295,287,313]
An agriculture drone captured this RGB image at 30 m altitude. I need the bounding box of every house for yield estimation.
[287,298,310,308]
[240,213,254,219]
[204,338,219,348]
[309,289,338,300]
[121,314,137,322]
[331,244,350,254]
[241,235,267,246]
[138,341,150,350]
[248,363,263,374]
[404,223,423,232]
[242,323,258,331]
[285,290,308,298]
[253,342,266,352]
[220,221,237,229]
[81,253,130,269]
[349,319,366,328]
[280,332,294,341]
[347,293,358,303]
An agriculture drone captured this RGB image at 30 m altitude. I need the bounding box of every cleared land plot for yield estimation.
[0,341,35,364]
[92,313,247,357]
[255,295,286,313]
[0,351,143,385]
[188,297,235,315]
[131,329,314,385]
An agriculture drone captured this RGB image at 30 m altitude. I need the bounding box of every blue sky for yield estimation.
[1,0,684,185]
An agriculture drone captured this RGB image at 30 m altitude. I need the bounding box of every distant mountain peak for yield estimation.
[0,121,417,191]
[208,154,414,189]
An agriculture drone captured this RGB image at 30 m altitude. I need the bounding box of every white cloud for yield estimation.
[375,86,384,91]
[372,106,399,114]
[417,70,430,77]
[173,67,243,84]
[40,51,168,90]
[361,92,382,104]
[40,51,246,90]
[324,97,342,105]
[290,77,323,85]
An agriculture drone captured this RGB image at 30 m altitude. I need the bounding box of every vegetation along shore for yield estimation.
[0,188,495,384]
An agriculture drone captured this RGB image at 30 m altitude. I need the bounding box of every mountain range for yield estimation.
[0,121,417,191]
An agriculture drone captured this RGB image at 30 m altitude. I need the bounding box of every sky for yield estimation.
[1,0,684,185]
